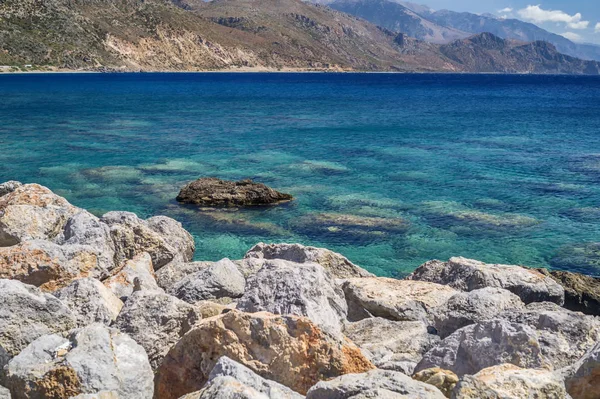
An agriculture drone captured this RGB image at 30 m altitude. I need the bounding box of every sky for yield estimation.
[420,1,600,44]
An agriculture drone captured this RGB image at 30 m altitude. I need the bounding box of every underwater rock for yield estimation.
[176,177,293,207]
[408,257,565,305]
[155,310,374,398]
[550,242,600,276]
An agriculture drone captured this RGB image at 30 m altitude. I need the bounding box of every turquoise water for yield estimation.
[2,73,600,277]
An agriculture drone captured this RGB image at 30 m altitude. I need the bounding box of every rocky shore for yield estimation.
[0,181,598,398]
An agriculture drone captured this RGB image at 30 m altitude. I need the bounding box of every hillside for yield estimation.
[0,0,599,74]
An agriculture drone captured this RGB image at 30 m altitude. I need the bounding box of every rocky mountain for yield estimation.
[0,0,599,73]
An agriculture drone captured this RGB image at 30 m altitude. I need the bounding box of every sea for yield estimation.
[1,72,600,277]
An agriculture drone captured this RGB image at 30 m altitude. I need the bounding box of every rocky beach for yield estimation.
[0,180,598,398]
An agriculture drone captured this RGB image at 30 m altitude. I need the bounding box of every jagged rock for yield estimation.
[0,181,22,197]
[168,258,245,303]
[408,257,565,305]
[243,242,372,279]
[0,279,76,368]
[415,319,547,377]
[412,368,458,398]
[0,385,10,399]
[565,341,600,399]
[453,364,568,399]
[182,357,304,399]
[103,252,161,300]
[54,278,123,326]
[113,290,202,370]
[344,318,440,375]
[500,302,600,369]
[156,261,213,291]
[0,240,107,291]
[57,210,117,278]
[155,311,374,398]
[176,177,293,207]
[237,259,347,338]
[0,183,78,246]
[342,278,458,322]
[101,211,194,271]
[4,323,153,399]
[305,369,446,399]
[539,268,600,316]
[433,287,525,338]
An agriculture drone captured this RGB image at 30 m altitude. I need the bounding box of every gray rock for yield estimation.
[453,364,569,399]
[237,259,347,338]
[156,260,213,291]
[101,211,193,271]
[433,287,525,338]
[500,302,600,369]
[169,258,245,304]
[0,279,76,368]
[342,278,458,323]
[113,290,202,370]
[243,242,373,279]
[0,385,10,399]
[54,278,124,326]
[4,323,153,399]
[344,318,440,375]
[58,210,117,278]
[0,181,22,197]
[565,341,600,399]
[184,356,304,399]
[70,392,119,399]
[408,257,565,305]
[305,369,446,399]
[103,252,162,301]
[415,319,548,377]
[0,183,78,246]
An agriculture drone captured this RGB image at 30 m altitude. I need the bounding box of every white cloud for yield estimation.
[561,32,584,42]
[596,23,600,33]
[498,7,513,13]
[518,5,589,30]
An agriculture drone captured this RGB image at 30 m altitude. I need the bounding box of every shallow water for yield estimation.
[2,73,600,277]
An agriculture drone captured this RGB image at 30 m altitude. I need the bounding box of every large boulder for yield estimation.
[539,269,600,316]
[342,278,458,323]
[168,258,245,304]
[3,324,153,399]
[500,302,600,369]
[415,320,547,377]
[0,184,78,246]
[0,240,107,291]
[155,311,374,398]
[243,242,372,279]
[53,278,124,326]
[156,260,213,291]
[305,369,446,399]
[565,341,600,399]
[0,181,22,197]
[101,211,194,271]
[0,279,76,368]
[0,385,10,399]
[344,318,440,375]
[113,290,202,370]
[103,252,161,300]
[433,287,525,338]
[408,257,565,305]
[181,357,304,399]
[237,259,347,338]
[176,178,293,207]
[453,364,568,399]
[412,368,458,398]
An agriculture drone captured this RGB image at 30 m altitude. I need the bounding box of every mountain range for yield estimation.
[0,0,599,74]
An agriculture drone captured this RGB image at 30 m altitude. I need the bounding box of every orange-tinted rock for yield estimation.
[155,310,374,398]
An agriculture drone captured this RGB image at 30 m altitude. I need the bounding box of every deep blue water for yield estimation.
[1,72,600,277]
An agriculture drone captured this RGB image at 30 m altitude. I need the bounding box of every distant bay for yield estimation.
[1,72,600,277]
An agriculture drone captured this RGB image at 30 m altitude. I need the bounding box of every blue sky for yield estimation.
[421,1,600,44]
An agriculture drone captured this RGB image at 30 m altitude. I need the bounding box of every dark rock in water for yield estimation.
[176,178,293,207]
[550,242,600,274]
[538,268,600,316]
